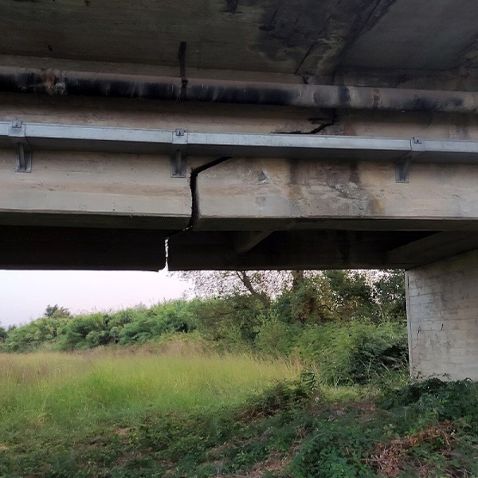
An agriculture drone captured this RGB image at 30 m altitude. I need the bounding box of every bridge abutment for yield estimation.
[407,250,478,380]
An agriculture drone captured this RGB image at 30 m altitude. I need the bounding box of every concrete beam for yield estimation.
[1,104,478,271]
[233,231,273,254]
[168,230,430,270]
[0,226,167,270]
[389,231,478,267]
[0,149,191,230]
[195,157,478,230]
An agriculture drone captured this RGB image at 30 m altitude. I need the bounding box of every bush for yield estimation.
[3,317,68,352]
[294,321,408,385]
[254,317,298,356]
[118,302,197,345]
[58,313,108,349]
[193,296,264,348]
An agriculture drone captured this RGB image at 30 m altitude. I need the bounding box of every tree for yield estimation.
[372,270,406,322]
[44,304,71,319]
[175,270,288,304]
[176,269,406,326]
[174,270,314,302]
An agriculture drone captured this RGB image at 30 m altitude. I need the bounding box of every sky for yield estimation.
[0,270,189,327]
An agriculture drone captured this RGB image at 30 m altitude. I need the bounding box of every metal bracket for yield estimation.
[395,136,424,183]
[395,154,411,183]
[170,129,187,177]
[15,143,32,173]
[9,120,32,173]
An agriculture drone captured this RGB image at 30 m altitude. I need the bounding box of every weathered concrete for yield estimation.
[3,0,478,87]
[2,0,478,380]
[0,148,191,229]
[195,157,478,226]
[407,249,478,380]
[3,94,478,270]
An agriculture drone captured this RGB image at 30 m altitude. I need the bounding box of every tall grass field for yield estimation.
[0,348,298,430]
[0,346,300,477]
[1,343,478,477]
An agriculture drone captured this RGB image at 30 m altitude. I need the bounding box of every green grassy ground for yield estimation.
[0,348,299,477]
[1,347,477,477]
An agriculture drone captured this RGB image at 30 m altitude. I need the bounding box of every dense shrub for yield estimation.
[2,317,69,352]
[1,301,199,352]
[275,275,337,324]
[0,326,8,342]
[193,295,265,349]
[118,301,198,345]
[294,321,408,385]
[254,318,299,356]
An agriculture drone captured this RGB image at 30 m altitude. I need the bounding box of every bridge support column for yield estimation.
[406,249,478,380]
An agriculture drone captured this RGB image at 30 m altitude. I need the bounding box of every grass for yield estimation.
[1,346,478,477]
[0,347,300,477]
[0,348,299,428]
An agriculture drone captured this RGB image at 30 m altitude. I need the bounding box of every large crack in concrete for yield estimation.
[164,156,233,269]
[187,156,233,231]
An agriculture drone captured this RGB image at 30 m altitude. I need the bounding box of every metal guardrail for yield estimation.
[2,120,478,180]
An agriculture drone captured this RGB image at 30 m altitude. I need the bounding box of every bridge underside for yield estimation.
[2,94,478,271]
[4,0,478,379]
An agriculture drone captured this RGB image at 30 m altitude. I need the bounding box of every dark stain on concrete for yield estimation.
[359,0,397,35]
[257,170,269,183]
[287,158,300,185]
[349,161,360,185]
[400,96,465,113]
[338,86,351,107]
[245,0,397,78]
[224,0,239,14]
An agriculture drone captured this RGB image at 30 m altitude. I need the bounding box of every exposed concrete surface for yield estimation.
[3,0,478,274]
[0,226,169,270]
[344,0,478,70]
[168,229,431,270]
[407,249,478,380]
[4,94,478,141]
[0,149,191,229]
[2,97,478,270]
[0,94,316,136]
[2,0,478,86]
[195,157,478,226]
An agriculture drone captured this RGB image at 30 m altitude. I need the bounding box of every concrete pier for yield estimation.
[407,250,478,380]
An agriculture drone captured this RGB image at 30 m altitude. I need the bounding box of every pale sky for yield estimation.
[0,270,189,327]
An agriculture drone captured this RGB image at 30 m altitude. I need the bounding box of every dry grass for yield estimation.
[368,421,456,477]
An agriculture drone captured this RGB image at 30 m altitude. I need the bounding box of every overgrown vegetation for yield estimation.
[1,271,408,386]
[0,348,476,477]
[1,269,476,476]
